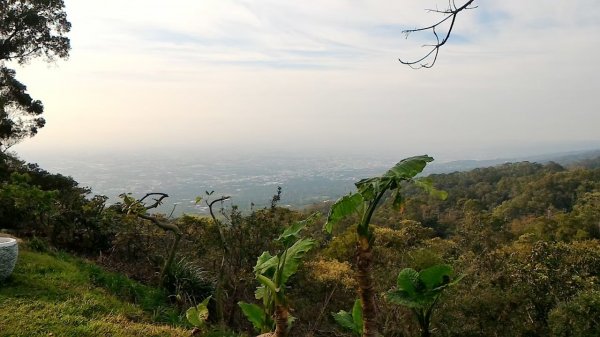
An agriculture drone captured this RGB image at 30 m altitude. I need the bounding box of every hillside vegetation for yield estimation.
[1,152,599,336]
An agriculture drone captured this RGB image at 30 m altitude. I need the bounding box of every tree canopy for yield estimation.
[0,0,71,151]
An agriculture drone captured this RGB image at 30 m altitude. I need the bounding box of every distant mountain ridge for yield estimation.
[425,149,600,174]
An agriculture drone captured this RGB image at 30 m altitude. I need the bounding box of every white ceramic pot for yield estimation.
[0,237,18,280]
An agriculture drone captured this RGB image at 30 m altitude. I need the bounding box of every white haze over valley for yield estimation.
[7,0,600,208]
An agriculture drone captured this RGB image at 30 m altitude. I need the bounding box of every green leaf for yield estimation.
[254,251,278,276]
[255,285,267,300]
[257,274,279,294]
[287,314,296,332]
[435,273,465,290]
[392,189,404,208]
[332,310,358,334]
[414,178,448,200]
[386,290,422,309]
[185,295,211,327]
[332,300,363,336]
[194,196,203,204]
[324,193,363,233]
[383,155,433,181]
[396,268,420,296]
[352,299,363,334]
[278,212,320,242]
[355,177,379,201]
[186,307,202,327]
[238,301,267,332]
[279,238,317,284]
[419,264,453,290]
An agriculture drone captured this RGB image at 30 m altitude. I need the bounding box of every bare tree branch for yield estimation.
[138,192,169,210]
[121,192,182,287]
[399,0,477,69]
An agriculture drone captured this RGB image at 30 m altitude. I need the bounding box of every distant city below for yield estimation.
[18,148,600,216]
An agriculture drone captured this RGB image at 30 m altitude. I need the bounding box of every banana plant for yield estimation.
[239,213,318,337]
[387,264,463,337]
[324,155,445,337]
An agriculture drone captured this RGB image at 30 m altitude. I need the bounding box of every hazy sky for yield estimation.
[10,0,600,161]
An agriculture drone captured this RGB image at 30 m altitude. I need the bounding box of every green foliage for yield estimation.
[387,264,462,336]
[239,214,317,334]
[388,265,459,308]
[0,172,59,229]
[238,301,272,333]
[25,236,51,253]
[82,262,177,320]
[548,290,600,337]
[186,296,212,328]
[0,0,71,149]
[3,150,600,336]
[324,155,435,234]
[332,299,364,336]
[163,257,214,308]
[323,156,438,336]
[0,154,115,253]
[324,193,364,233]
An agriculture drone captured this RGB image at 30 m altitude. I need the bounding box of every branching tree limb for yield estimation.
[399,0,477,68]
[120,192,182,287]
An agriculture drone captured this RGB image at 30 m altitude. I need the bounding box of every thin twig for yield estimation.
[399,0,477,68]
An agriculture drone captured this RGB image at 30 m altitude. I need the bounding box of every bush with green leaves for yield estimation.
[387,264,462,337]
[239,214,318,337]
[332,299,363,336]
[548,290,600,337]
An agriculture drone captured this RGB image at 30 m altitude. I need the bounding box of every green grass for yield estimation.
[0,249,190,337]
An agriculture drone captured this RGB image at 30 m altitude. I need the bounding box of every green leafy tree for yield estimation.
[0,171,58,231]
[324,155,444,337]
[387,264,462,337]
[548,290,600,337]
[0,0,71,150]
[239,214,318,337]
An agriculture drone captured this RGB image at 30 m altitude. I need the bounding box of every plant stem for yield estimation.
[274,304,289,337]
[357,186,388,337]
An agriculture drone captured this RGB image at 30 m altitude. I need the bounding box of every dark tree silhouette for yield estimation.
[0,0,71,150]
[400,0,477,68]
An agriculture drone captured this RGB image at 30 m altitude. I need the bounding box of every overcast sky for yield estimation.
[11,0,600,162]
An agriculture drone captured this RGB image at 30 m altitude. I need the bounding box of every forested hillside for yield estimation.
[1,152,599,336]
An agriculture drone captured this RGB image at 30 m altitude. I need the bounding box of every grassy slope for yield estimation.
[0,248,189,337]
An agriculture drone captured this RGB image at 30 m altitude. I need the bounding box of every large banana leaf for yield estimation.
[279,238,316,284]
[325,155,435,233]
[278,212,319,243]
[324,193,363,233]
[238,301,271,333]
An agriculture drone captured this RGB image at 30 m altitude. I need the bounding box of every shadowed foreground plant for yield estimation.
[186,296,211,331]
[387,264,463,337]
[119,192,182,287]
[324,155,445,337]
[332,299,363,336]
[239,213,318,337]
